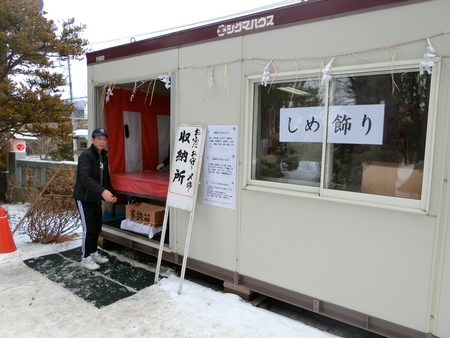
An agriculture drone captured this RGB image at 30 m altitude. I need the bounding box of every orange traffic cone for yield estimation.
[0,206,17,253]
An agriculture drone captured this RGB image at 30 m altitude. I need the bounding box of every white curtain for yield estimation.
[157,115,170,163]
[123,111,142,172]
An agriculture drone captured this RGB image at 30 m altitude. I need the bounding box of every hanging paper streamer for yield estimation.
[158,74,171,89]
[261,60,272,87]
[130,81,137,101]
[261,66,270,86]
[419,38,436,75]
[207,65,215,90]
[321,56,335,86]
[105,84,114,102]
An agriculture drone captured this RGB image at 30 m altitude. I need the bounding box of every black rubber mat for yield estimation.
[23,247,163,308]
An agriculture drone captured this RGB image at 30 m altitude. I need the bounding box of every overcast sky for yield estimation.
[42,0,291,99]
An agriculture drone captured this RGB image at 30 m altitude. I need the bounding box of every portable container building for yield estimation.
[86,1,450,337]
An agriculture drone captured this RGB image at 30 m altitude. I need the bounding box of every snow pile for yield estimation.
[0,203,337,338]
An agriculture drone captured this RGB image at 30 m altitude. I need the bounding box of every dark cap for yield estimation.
[92,128,108,138]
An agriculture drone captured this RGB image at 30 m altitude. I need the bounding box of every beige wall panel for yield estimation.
[88,49,179,84]
[174,202,238,272]
[173,38,244,269]
[437,215,450,338]
[242,0,450,76]
[434,60,450,338]
[177,38,244,125]
[240,190,435,332]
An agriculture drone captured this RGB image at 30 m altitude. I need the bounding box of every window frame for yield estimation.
[245,60,440,212]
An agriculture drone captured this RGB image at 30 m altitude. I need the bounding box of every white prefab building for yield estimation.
[86,1,450,337]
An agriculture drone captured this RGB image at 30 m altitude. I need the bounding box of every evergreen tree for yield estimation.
[0,0,88,159]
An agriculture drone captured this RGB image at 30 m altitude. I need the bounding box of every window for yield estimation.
[251,65,433,206]
[252,77,323,187]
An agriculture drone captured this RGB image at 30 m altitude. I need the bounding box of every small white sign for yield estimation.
[327,104,385,145]
[280,107,324,143]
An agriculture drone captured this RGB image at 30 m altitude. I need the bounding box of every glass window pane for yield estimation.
[252,79,323,186]
[325,71,431,199]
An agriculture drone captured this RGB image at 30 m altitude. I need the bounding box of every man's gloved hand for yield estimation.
[156,163,164,171]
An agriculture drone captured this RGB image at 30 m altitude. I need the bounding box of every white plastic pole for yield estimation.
[154,206,170,284]
[178,210,196,294]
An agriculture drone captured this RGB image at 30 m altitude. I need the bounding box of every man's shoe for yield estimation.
[81,256,100,271]
[91,251,109,264]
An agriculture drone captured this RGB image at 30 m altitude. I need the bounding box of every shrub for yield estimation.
[22,167,79,243]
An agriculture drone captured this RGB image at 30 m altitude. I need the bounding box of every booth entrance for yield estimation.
[97,79,172,246]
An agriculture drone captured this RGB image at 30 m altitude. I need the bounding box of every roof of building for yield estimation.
[72,129,88,139]
[11,132,38,141]
[86,0,420,66]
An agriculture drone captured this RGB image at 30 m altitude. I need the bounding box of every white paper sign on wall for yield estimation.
[280,107,324,143]
[279,104,385,145]
[203,125,238,209]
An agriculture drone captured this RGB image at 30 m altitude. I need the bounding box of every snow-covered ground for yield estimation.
[0,203,338,338]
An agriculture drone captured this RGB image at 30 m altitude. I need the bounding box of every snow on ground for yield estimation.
[0,203,338,338]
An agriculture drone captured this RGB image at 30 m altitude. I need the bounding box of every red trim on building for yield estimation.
[86,0,422,65]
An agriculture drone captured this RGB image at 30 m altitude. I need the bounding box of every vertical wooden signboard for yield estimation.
[154,124,206,294]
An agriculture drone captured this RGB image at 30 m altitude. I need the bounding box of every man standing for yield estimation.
[73,128,117,270]
[156,146,170,171]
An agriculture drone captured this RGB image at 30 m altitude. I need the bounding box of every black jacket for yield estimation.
[73,144,114,203]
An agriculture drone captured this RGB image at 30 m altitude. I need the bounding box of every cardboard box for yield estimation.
[126,202,165,227]
[361,162,423,199]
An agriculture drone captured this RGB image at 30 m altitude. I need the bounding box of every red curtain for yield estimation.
[104,88,170,173]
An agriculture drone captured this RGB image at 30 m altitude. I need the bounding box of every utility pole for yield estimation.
[67,57,75,129]
[67,57,74,102]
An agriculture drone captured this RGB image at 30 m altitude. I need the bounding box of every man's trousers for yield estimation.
[75,200,103,258]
